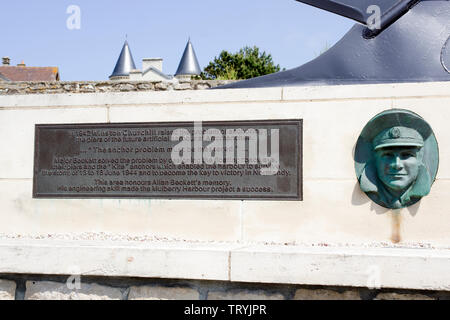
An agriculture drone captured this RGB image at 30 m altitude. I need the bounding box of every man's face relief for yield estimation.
[375,146,421,192]
[355,110,439,209]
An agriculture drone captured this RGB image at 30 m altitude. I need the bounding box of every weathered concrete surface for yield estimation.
[0,279,16,300]
[375,293,434,300]
[25,281,123,300]
[128,286,199,300]
[293,288,361,300]
[207,290,284,300]
[1,275,448,300]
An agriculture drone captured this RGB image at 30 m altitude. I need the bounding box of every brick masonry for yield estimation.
[1,274,450,300]
[0,80,236,95]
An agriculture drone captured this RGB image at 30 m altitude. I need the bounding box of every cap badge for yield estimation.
[389,127,401,139]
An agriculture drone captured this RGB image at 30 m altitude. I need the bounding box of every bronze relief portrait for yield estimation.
[354,109,439,209]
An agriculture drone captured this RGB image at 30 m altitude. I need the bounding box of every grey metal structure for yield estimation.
[175,39,202,76]
[218,0,450,89]
[298,0,416,34]
[109,40,137,79]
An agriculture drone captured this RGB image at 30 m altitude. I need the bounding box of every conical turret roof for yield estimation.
[110,40,137,78]
[175,39,201,76]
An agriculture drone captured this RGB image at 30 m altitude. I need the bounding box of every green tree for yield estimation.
[201,46,281,80]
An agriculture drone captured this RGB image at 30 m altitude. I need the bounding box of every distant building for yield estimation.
[109,41,172,81]
[0,57,60,81]
[0,72,9,82]
[129,58,172,81]
[109,39,201,81]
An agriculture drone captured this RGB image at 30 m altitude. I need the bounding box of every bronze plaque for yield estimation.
[33,120,302,200]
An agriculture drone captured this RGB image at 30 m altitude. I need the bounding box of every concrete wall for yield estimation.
[0,81,449,296]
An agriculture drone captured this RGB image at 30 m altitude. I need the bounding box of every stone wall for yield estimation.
[0,80,236,95]
[0,274,448,300]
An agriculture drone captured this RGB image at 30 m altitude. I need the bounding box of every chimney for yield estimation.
[17,60,26,67]
[2,57,10,66]
[142,58,163,72]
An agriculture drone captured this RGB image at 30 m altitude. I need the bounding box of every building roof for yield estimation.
[175,39,201,76]
[0,72,9,82]
[110,40,137,78]
[0,66,59,81]
[142,66,172,80]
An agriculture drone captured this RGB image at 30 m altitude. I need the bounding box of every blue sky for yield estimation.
[1,0,353,81]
